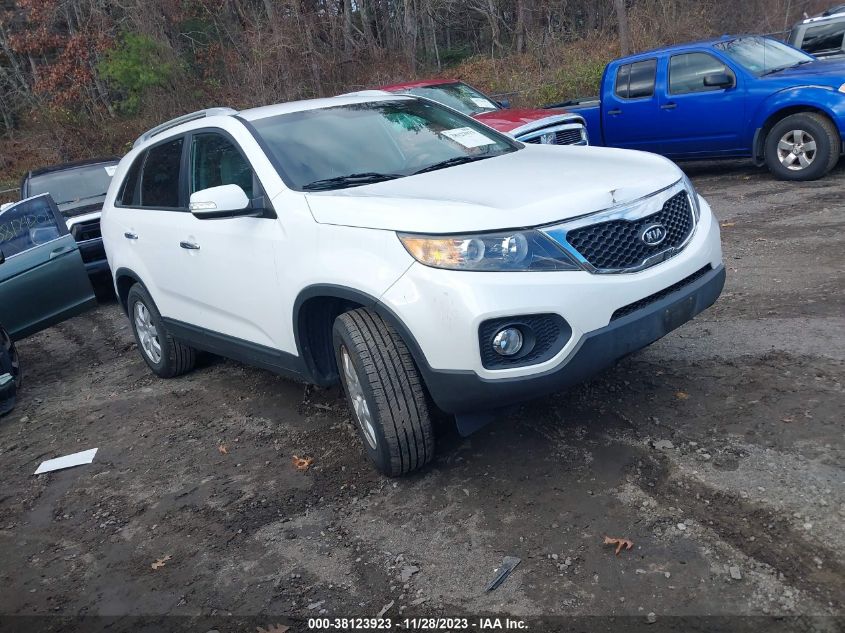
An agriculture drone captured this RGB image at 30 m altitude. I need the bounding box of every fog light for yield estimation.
[492,327,523,356]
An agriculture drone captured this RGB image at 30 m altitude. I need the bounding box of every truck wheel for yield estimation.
[0,326,21,389]
[333,308,435,477]
[127,284,196,378]
[765,113,840,181]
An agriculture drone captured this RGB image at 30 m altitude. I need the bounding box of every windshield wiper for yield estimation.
[761,59,812,76]
[302,172,403,191]
[413,155,492,175]
[55,192,108,205]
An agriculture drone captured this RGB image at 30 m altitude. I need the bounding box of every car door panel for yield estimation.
[602,58,662,152]
[0,195,95,340]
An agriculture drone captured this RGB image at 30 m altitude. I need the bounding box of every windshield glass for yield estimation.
[27,163,117,214]
[250,99,517,191]
[401,82,501,116]
[715,36,815,75]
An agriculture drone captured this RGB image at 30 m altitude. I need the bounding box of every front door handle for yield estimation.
[661,102,677,110]
[180,241,200,250]
[607,108,622,116]
[49,245,71,260]
[124,232,138,240]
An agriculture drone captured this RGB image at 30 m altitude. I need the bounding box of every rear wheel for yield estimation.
[0,326,20,389]
[764,113,840,181]
[127,284,196,378]
[333,308,435,476]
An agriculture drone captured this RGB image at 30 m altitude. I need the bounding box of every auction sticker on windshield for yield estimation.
[440,127,496,148]
[470,97,496,109]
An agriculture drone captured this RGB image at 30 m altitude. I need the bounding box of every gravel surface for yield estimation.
[0,159,842,630]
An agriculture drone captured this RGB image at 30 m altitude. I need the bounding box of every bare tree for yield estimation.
[613,0,630,55]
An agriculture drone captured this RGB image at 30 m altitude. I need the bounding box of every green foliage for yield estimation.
[532,58,608,105]
[99,34,176,114]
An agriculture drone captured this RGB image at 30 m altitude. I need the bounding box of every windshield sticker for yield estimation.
[104,165,117,177]
[440,127,497,148]
[470,97,496,109]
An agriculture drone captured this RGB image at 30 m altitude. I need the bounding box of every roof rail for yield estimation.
[132,107,238,148]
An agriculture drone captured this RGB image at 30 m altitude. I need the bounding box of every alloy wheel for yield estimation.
[134,301,162,364]
[1,329,20,387]
[777,129,817,171]
[340,345,378,450]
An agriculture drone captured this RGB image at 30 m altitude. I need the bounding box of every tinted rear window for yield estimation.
[614,59,657,99]
[139,139,183,208]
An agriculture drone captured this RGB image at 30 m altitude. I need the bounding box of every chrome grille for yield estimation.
[519,124,585,146]
[522,128,584,145]
[565,191,694,272]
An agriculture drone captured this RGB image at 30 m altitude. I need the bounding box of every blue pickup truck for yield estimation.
[553,36,845,180]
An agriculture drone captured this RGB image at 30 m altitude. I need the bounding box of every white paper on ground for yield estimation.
[440,127,497,148]
[34,448,98,475]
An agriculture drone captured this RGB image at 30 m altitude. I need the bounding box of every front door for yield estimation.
[0,194,96,340]
[657,52,746,157]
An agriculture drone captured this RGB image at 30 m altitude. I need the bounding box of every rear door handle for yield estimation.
[124,232,138,240]
[661,102,677,110]
[180,241,200,250]
[607,109,622,116]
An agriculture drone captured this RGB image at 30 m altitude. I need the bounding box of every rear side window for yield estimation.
[801,21,845,55]
[0,196,64,258]
[614,59,657,99]
[139,138,184,208]
[190,133,254,198]
[118,154,144,206]
[669,53,734,94]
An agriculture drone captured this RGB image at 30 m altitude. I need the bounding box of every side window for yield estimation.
[669,53,734,95]
[614,59,657,99]
[801,22,845,55]
[139,138,184,208]
[0,196,64,258]
[119,153,145,206]
[190,133,254,199]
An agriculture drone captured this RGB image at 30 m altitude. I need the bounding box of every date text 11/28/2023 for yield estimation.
[307,617,529,630]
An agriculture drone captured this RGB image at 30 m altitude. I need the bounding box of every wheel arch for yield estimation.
[114,267,146,314]
[754,100,843,162]
[293,284,432,389]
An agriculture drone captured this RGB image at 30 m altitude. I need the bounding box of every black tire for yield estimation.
[764,112,840,181]
[333,308,435,477]
[0,326,21,389]
[127,284,195,378]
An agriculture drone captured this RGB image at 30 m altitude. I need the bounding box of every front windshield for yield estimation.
[401,83,500,116]
[250,99,517,191]
[715,36,815,75]
[28,163,117,212]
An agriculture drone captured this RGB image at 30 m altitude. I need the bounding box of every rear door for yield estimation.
[601,58,662,152]
[657,51,745,157]
[0,194,95,340]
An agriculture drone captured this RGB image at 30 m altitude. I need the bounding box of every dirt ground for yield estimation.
[0,160,843,632]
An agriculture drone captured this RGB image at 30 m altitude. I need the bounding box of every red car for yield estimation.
[373,79,588,146]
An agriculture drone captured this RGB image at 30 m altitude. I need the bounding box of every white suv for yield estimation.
[101,95,725,476]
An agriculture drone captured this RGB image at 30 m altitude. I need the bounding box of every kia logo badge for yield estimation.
[640,224,667,246]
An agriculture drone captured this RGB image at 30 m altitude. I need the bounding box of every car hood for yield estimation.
[766,58,845,86]
[473,108,580,132]
[304,145,683,233]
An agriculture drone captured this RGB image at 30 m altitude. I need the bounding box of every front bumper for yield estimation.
[393,264,724,414]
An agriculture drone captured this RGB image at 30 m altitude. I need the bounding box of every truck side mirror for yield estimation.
[497,98,511,109]
[703,73,735,89]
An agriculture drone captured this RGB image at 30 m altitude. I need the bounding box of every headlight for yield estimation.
[681,173,702,221]
[398,229,580,271]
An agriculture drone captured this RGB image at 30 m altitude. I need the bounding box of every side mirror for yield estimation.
[703,73,735,89]
[189,184,257,220]
[497,98,511,109]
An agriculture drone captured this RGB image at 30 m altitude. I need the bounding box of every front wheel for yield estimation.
[764,113,840,181]
[333,308,435,476]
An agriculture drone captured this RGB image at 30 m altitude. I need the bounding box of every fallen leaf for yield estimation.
[292,455,314,471]
[257,625,290,633]
[604,536,634,556]
[675,391,689,400]
[151,555,171,570]
[720,222,736,228]
[218,443,228,455]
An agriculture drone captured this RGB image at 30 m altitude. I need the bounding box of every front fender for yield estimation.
[756,85,845,137]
